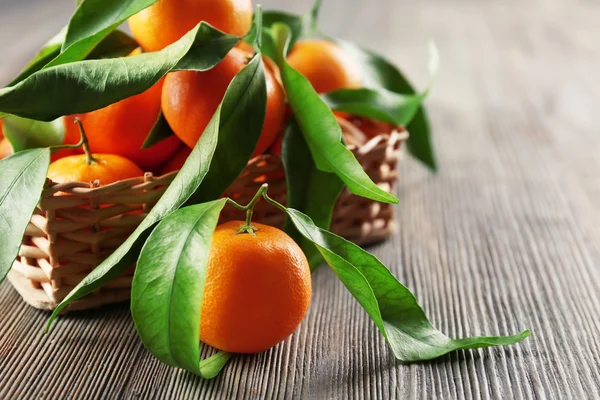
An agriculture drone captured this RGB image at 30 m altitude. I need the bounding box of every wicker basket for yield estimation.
[8,122,408,311]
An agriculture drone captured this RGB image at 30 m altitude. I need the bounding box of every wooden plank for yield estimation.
[1,0,599,398]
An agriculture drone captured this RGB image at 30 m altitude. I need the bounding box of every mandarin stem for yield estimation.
[74,118,97,165]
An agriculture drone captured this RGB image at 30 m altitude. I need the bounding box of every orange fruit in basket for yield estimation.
[160,145,191,174]
[128,0,253,52]
[162,47,286,158]
[49,119,144,184]
[200,221,312,353]
[63,78,180,172]
[287,40,362,94]
[48,153,144,185]
[0,138,13,160]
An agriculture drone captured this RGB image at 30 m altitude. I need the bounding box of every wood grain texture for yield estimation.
[1,0,599,398]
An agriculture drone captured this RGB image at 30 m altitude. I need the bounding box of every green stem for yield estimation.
[226,183,269,235]
[74,118,96,165]
[306,0,323,38]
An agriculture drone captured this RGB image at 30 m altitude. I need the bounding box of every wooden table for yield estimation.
[1,0,599,398]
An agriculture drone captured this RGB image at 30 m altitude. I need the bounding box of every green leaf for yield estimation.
[0,22,240,121]
[262,11,304,55]
[2,116,65,152]
[322,88,424,127]
[8,29,140,88]
[339,41,438,170]
[281,208,531,361]
[46,0,157,68]
[6,27,66,87]
[47,54,268,329]
[0,149,51,282]
[270,23,398,205]
[86,30,140,59]
[132,199,230,377]
[142,111,175,149]
[281,119,343,270]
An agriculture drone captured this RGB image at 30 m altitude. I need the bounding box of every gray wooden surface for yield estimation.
[1,0,600,398]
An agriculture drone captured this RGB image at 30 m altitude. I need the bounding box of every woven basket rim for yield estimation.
[42,128,408,195]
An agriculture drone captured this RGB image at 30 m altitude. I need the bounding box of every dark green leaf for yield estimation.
[47,54,268,329]
[2,116,65,152]
[270,23,398,205]
[0,23,240,121]
[132,199,230,377]
[6,27,66,87]
[187,56,267,204]
[47,0,156,68]
[86,30,140,59]
[282,208,531,361]
[281,119,343,270]
[142,111,175,149]
[339,41,438,170]
[322,88,425,126]
[0,148,51,282]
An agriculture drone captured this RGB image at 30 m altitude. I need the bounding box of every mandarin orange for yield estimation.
[0,138,13,160]
[47,153,144,185]
[287,40,362,94]
[200,221,312,353]
[159,145,191,175]
[63,79,180,172]
[162,47,286,157]
[128,0,253,52]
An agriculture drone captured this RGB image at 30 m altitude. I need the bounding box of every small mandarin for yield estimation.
[200,221,312,353]
[47,154,144,185]
[128,0,253,52]
[162,47,286,157]
[0,138,13,160]
[160,145,191,174]
[63,79,180,172]
[287,40,362,94]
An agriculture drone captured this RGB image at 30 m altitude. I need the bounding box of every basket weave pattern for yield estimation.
[8,128,407,311]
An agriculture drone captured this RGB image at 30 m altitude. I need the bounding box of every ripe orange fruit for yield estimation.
[160,145,191,175]
[47,153,144,185]
[162,47,285,158]
[0,138,13,160]
[64,79,180,172]
[287,40,362,94]
[201,221,312,353]
[128,0,253,52]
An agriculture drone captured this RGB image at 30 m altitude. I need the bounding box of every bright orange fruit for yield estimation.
[128,0,253,52]
[201,221,312,353]
[0,138,13,160]
[287,40,362,94]
[63,79,180,172]
[162,47,286,158]
[47,153,144,185]
[160,145,191,175]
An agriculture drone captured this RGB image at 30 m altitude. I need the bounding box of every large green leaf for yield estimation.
[86,30,140,59]
[2,116,65,152]
[132,200,230,378]
[322,88,424,127]
[0,149,51,282]
[281,119,343,270]
[47,54,268,329]
[280,207,531,361]
[270,23,398,205]
[45,0,157,68]
[340,41,438,170]
[0,23,240,121]
[8,29,140,88]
